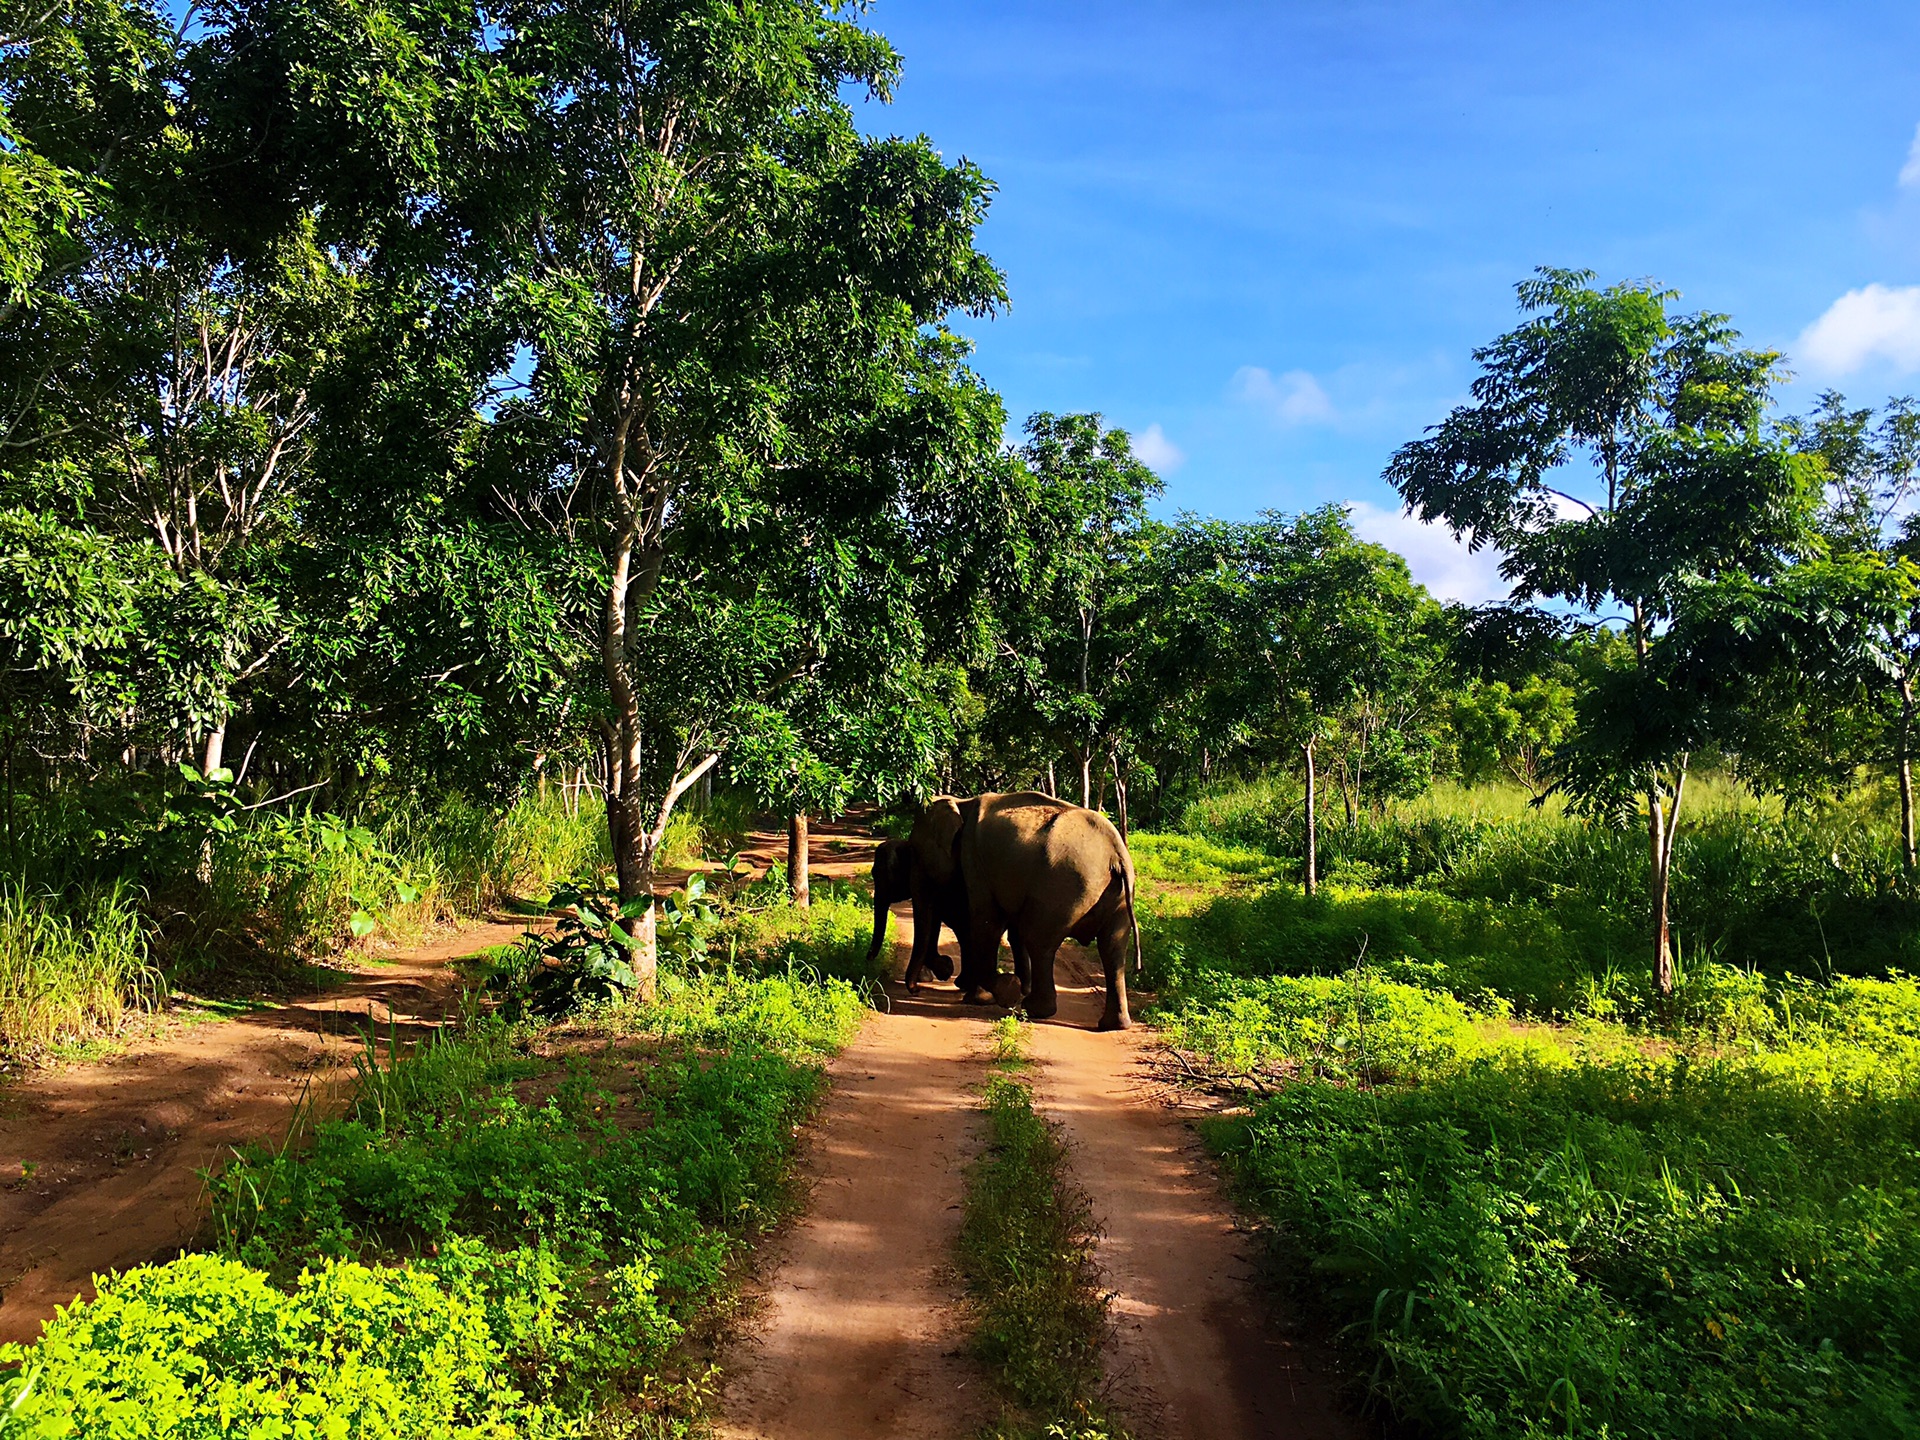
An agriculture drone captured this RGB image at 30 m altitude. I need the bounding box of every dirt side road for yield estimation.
[1030,948,1360,1440]
[0,921,523,1342]
[714,944,995,1440]
[718,917,1359,1440]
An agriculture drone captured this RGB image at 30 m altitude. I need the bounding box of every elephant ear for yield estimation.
[914,796,965,883]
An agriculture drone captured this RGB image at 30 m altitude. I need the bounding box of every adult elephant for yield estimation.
[954,792,1142,1031]
[866,797,1031,998]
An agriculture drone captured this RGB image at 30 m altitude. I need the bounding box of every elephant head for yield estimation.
[864,800,964,987]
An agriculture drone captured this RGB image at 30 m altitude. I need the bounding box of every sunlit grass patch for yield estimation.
[0,882,162,1058]
[960,1070,1120,1440]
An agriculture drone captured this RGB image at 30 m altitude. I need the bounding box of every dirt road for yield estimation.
[0,921,522,1342]
[718,916,1358,1440]
[1029,948,1358,1440]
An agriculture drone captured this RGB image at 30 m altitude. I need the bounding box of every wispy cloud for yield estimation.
[1348,501,1511,606]
[1131,422,1185,473]
[1902,121,1920,188]
[1231,366,1336,426]
[1797,284,1920,375]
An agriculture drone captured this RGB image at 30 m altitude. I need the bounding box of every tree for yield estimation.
[1388,268,1823,992]
[985,413,1161,806]
[1144,507,1433,892]
[446,0,1007,980]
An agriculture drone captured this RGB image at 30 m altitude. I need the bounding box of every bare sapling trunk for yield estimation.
[1901,676,1917,879]
[1647,758,1688,997]
[1046,760,1057,798]
[1079,749,1092,808]
[1302,736,1318,897]
[1111,750,1129,841]
[788,809,810,908]
[202,724,226,777]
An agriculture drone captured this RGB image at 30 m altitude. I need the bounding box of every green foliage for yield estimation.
[717,883,893,986]
[1155,970,1497,1085]
[0,1251,580,1438]
[1210,1056,1920,1439]
[0,882,159,1056]
[960,1071,1119,1440]
[1138,796,1920,1440]
[1171,778,1920,989]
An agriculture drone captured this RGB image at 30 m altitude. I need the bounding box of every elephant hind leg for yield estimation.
[1095,906,1132,1031]
[1022,936,1065,1021]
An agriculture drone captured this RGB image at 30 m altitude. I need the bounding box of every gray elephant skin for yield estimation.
[865,792,1142,1031]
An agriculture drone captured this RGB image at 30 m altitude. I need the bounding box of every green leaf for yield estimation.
[348,911,378,939]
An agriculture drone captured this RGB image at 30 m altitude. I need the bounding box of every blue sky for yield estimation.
[857,1,1920,602]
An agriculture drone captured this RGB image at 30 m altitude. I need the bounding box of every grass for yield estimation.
[0,963,865,1435]
[0,882,162,1057]
[958,1018,1123,1440]
[1129,782,1920,1440]
[714,882,892,987]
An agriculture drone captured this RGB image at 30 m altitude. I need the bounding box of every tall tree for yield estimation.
[988,413,1161,805]
[1388,268,1822,991]
[449,0,1006,979]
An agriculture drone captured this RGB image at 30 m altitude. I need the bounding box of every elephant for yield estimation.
[867,792,1142,1030]
[865,798,1029,999]
[951,792,1142,1031]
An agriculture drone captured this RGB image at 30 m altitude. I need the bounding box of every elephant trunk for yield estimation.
[866,868,892,964]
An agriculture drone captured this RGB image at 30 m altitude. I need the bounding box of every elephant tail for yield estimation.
[1122,861,1143,975]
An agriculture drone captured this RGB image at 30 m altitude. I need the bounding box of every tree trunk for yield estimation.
[1303,737,1318,897]
[1079,750,1092,808]
[1046,760,1057,798]
[788,808,810,908]
[1112,753,1129,841]
[1901,677,1917,878]
[1647,760,1687,997]
[202,724,226,777]
[1648,790,1673,996]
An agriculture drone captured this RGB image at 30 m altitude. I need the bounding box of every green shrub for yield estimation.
[0,882,159,1056]
[1211,1053,1920,1440]
[1154,970,1498,1084]
[0,1251,580,1438]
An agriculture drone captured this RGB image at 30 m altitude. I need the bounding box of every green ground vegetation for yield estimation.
[1130,783,1920,1440]
[958,1017,1122,1440]
[0,944,866,1437]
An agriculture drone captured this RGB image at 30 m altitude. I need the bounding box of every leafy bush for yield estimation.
[1154,969,1500,1084]
[1211,1054,1920,1439]
[0,1251,579,1438]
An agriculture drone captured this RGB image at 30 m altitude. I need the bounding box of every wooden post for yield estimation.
[789,809,811,908]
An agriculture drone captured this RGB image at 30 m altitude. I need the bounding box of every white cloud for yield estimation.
[1901,122,1920,188]
[1797,284,1920,375]
[1348,501,1512,606]
[1231,365,1336,426]
[1132,422,1184,473]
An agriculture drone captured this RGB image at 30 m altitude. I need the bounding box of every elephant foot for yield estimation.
[1096,1010,1132,1032]
[962,986,998,1006]
[929,956,954,980]
[989,974,1025,1008]
[1024,995,1059,1021]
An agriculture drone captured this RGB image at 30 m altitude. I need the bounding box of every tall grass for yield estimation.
[0,883,159,1055]
[1174,776,1920,981]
